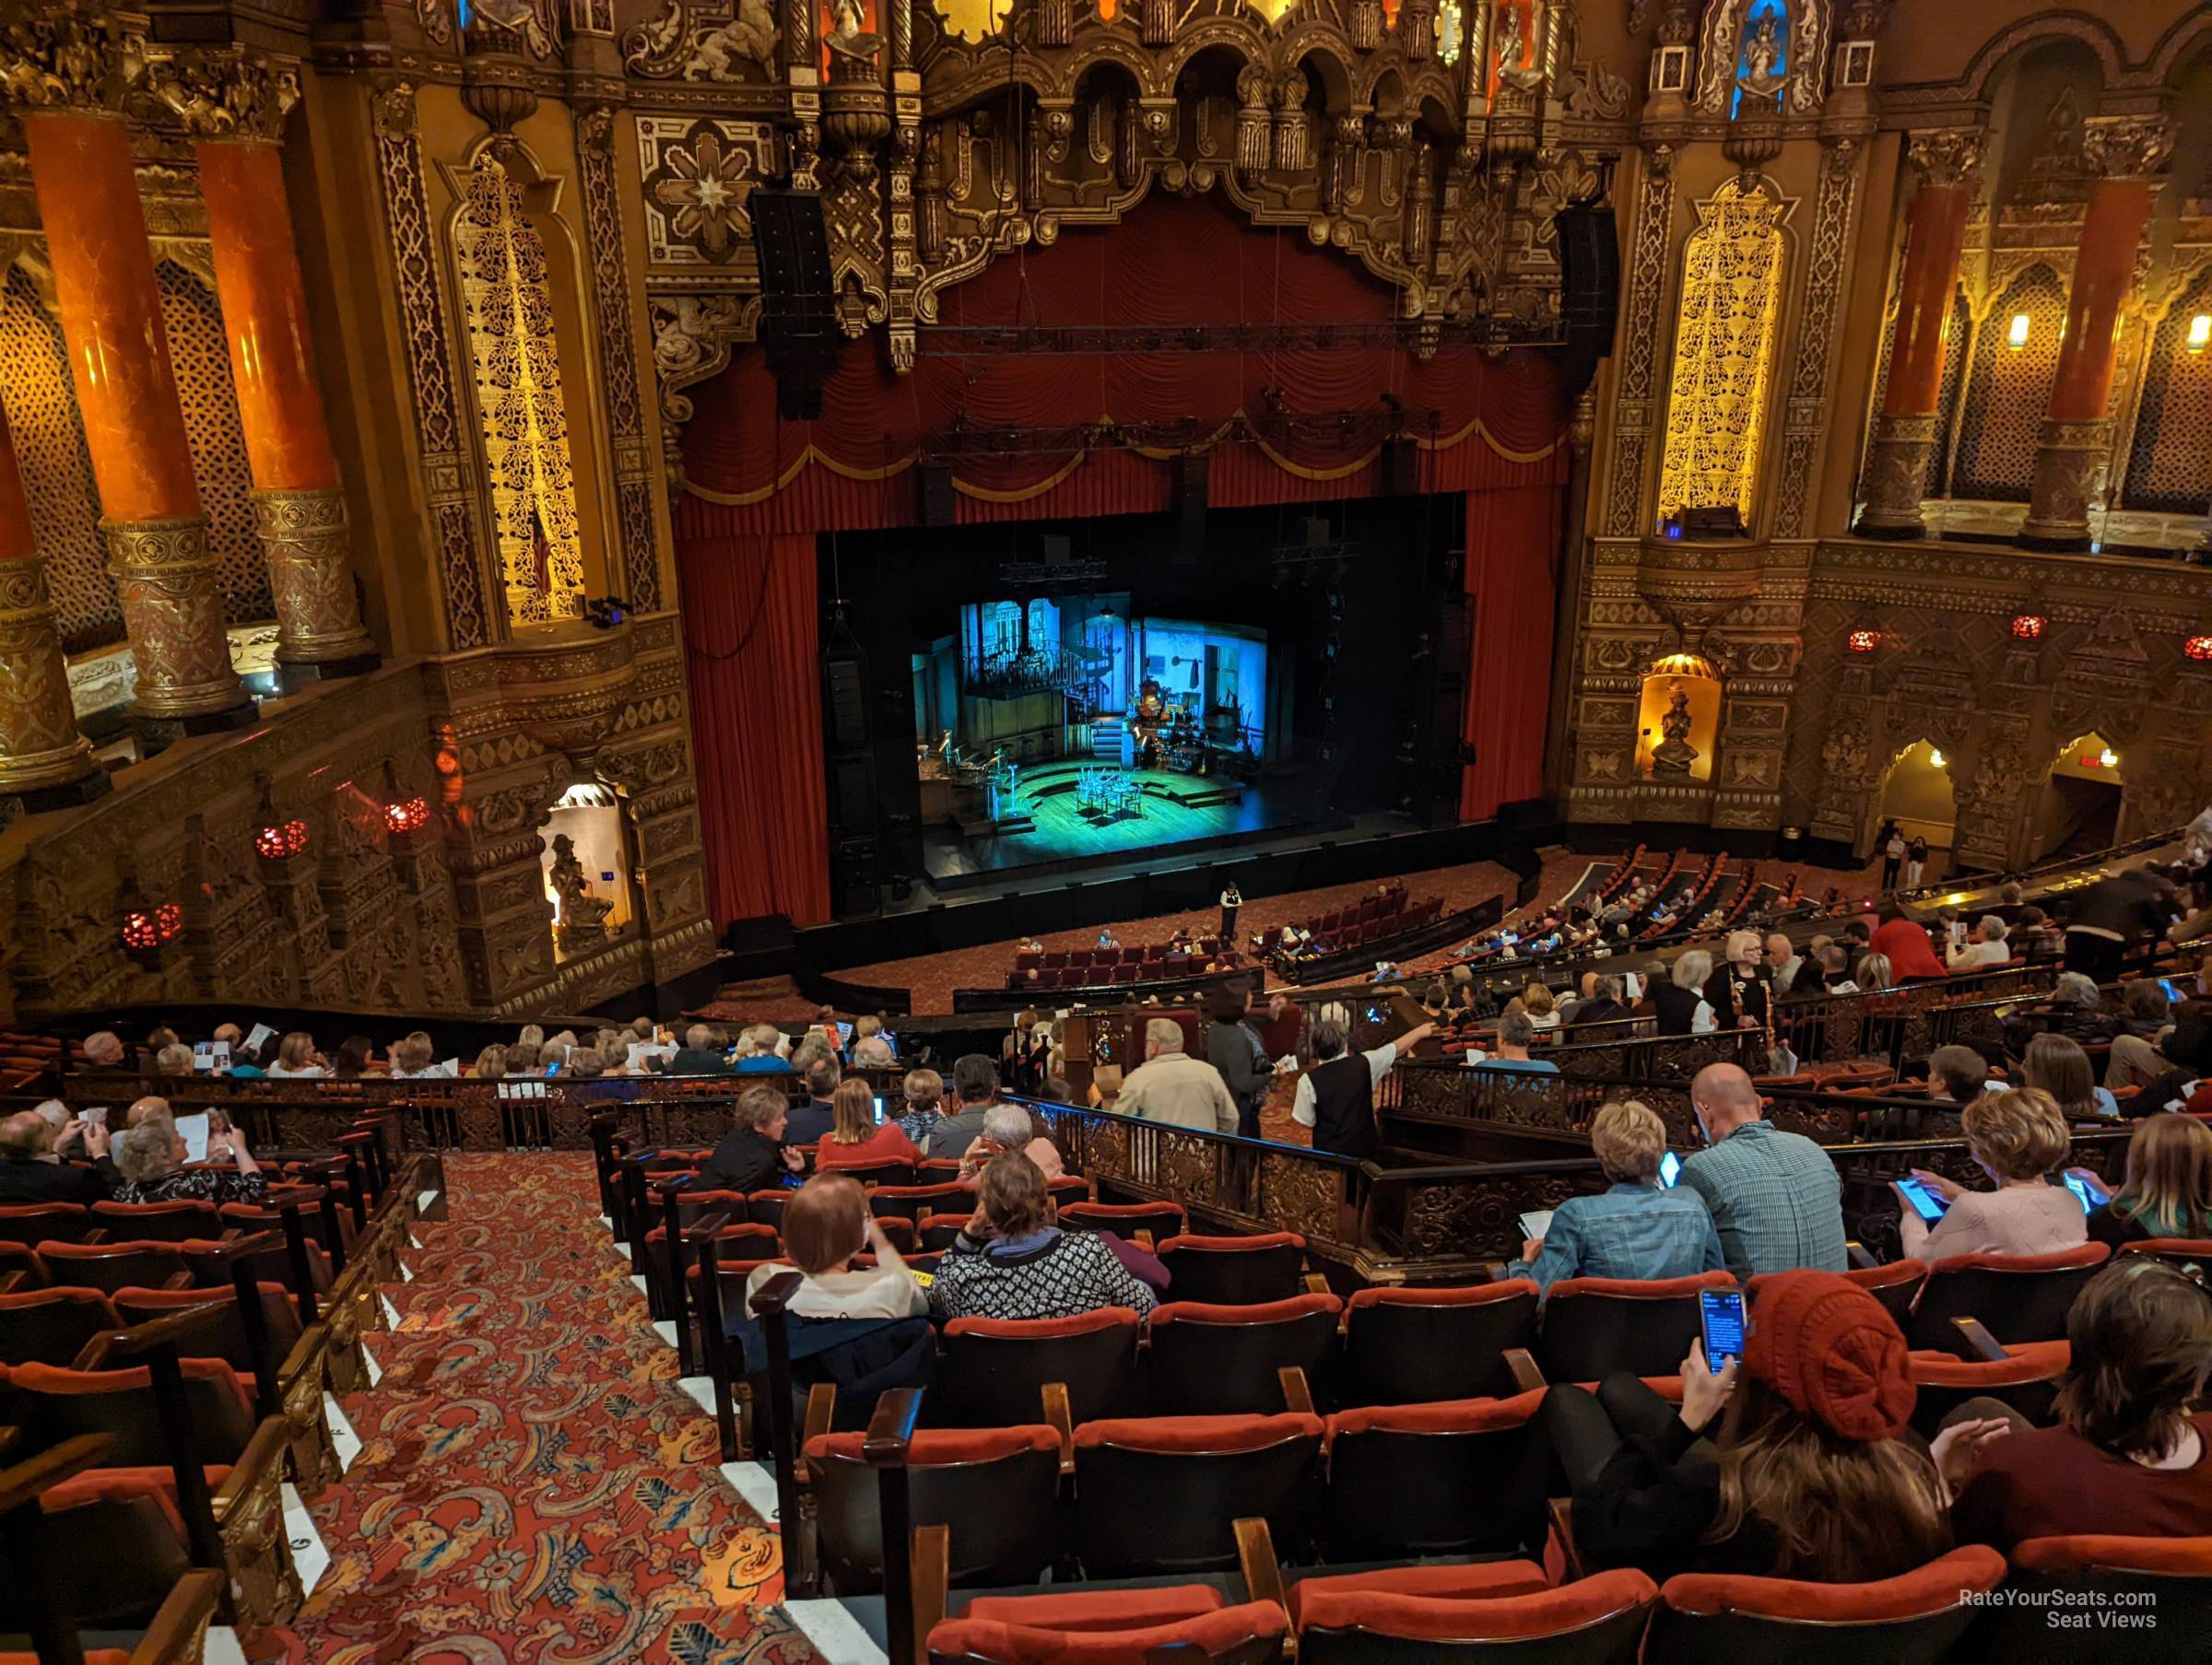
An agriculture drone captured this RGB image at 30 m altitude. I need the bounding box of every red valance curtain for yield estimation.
[677,534,833,926]
[1460,477,1567,822]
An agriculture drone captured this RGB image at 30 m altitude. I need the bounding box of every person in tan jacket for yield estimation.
[1112,1018,1239,1135]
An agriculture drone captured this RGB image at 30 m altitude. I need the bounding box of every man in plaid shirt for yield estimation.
[1679,1062,1847,1281]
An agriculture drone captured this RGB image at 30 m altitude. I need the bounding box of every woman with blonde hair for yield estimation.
[2084,1114,2212,1249]
[1521,982,1560,1032]
[2021,1031,2118,1119]
[1504,1099,1723,1298]
[852,1014,898,1068]
[815,1077,922,1169]
[471,1044,508,1081]
[267,1032,325,1078]
[1856,952,1895,992]
[1703,930,1771,1029]
[1898,1086,2087,1259]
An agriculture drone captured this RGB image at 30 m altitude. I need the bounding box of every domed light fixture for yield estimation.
[1929,749,1947,768]
[2185,634,2212,662]
[1846,628,1880,653]
[2098,745,2119,768]
[2189,313,2211,354]
[384,795,430,835]
[2006,312,2031,350]
[2009,614,2045,641]
[255,818,310,861]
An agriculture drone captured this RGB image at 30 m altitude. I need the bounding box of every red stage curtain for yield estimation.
[677,534,833,927]
[1460,479,1567,822]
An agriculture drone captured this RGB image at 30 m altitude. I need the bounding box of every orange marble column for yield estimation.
[0,401,104,799]
[197,138,375,668]
[2022,116,2172,550]
[1857,129,1983,538]
[21,109,249,721]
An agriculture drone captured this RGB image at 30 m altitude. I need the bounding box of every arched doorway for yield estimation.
[2030,732,2124,862]
[1872,740,1956,872]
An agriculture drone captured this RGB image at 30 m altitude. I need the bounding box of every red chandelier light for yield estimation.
[2010,614,2046,641]
[2185,634,2212,663]
[255,818,310,861]
[1846,628,1880,654]
[384,796,430,835]
[120,902,182,952]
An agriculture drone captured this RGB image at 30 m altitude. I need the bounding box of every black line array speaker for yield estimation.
[919,463,957,526]
[1555,202,1621,357]
[1379,436,1419,497]
[1173,451,1208,564]
[751,188,840,420]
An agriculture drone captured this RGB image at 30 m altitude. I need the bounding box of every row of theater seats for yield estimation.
[0,1144,424,1656]
[1005,937,1242,991]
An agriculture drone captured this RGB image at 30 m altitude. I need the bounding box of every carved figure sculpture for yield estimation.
[549,833,615,953]
[1650,682,1700,774]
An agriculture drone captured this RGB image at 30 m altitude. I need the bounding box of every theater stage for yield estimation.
[919,761,1330,889]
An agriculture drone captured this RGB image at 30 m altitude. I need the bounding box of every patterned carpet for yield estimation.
[267,1154,814,1665]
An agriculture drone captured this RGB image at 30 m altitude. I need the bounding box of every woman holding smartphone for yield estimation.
[1896,1087,2087,1259]
[1535,1271,1952,1582]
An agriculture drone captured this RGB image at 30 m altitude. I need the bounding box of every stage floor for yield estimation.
[919,762,1325,888]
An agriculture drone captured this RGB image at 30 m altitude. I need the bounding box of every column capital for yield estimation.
[2079,115,2174,182]
[1903,127,1986,192]
[0,5,147,115]
[146,45,300,143]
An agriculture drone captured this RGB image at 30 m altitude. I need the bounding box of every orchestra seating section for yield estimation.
[1263,884,1445,966]
[1005,933,1242,991]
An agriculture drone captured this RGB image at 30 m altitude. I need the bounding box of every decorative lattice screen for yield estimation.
[156,261,273,626]
[1952,264,2065,502]
[0,264,119,652]
[2121,265,2212,513]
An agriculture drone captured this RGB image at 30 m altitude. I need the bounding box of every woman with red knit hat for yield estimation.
[1538,1270,1953,1582]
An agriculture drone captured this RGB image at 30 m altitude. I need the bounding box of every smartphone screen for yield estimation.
[1659,1151,1682,1189]
[2159,979,2184,1007]
[2061,1171,2109,1213]
[1895,1176,1947,1222]
[1699,1289,1746,1370]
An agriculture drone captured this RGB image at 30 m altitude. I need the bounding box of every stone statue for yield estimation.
[1496,1,1544,90]
[1736,9,1787,103]
[1650,682,1700,775]
[824,0,883,78]
[548,833,615,952]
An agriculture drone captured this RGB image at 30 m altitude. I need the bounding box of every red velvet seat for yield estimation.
[1144,1294,1342,1415]
[1535,1271,1735,1382]
[2117,1237,2212,1276]
[1155,1233,1307,1307]
[927,1589,1288,1664]
[34,1241,188,1296]
[1751,1259,1924,1328]
[915,1212,971,1253]
[13,1469,201,1632]
[1071,1413,1324,1576]
[0,1286,121,1367]
[1903,1339,2068,1435]
[806,1424,1063,1591]
[1984,1536,2212,1663]
[1293,1563,1656,1662]
[1321,1389,1546,1560]
[1340,1281,1539,1405]
[2,1357,261,1469]
[110,1282,311,1382]
[0,1203,95,1248]
[178,1234,335,1296]
[88,1201,222,1244]
[818,1159,915,1189]
[1905,1243,2110,1357]
[931,1307,1143,1428]
[871,1182,972,1222]
[1643,1545,2006,1663]
[745,1189,794,1231]
[0,1242,50,1289]
[1058,1200,1187,1243]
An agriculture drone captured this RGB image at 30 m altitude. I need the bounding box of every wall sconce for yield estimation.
[2009,614,2046,641]
[1930,749,1947,768]
[120,902,182,953]
[2186,635,2212,662]
[384,796,430,836]
[2098,746,2118,768]
[254,818,310,861]
[1846,628,1880,653]
[2006,312,2031,350]
[2189,314,2210,355]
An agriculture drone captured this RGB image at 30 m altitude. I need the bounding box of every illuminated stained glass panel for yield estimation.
[1656,179,1787,529]
[935,0,1012,41]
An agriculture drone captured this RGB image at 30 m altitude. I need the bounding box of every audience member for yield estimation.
[1946,915,2011,971]
[1292,1015,1433,1157]
[2123,1000,2212,1118]
[1521,983,1560,1033]
[112,1108,266,1205]
[507,1039,543,1076]
[2021,1031,2117,1119]
[1948,1260,2212,1548]
[1114,1018,1238,1135]
[1918,1044,1991,1136]
[745,1175,930,1321]
[665,1025,735,1076]
[1897,1087,2085,1260]
[389,1035,455,1079]
[1470,1009,1559,1075]
[1765,933,1806,995]
[81,1031,126,1071]
[695,1085,806,1192]
[1541,1271,1948,1581]
[154,1043,194,1079]
[1504,1100,1723,1297]
[329,1037,377,1078]
[0,1108,112,1201]
[784,1056,843,1145]
[924,1055,1001,1160]
[2063,865,2174,984]
[1868,910,1947,980]
[956,1102,1061,1183]
[1203,985,1276,1140]
[1856,952,1895,992]
[471,1044,508,1081]
[735,1024,794,1073]
[851,1015,898,1068]
[1653,951,1718,1036]
[891,1067,945,1147]
[267,1032,326,1078]
[928,1153,1157,1320]
[1565,974,1632,1030]
[1680,1062,1846,1280]
[815,1078,922,1170]
[2084,1114,2212,1249]
[1703,932,1770,1029]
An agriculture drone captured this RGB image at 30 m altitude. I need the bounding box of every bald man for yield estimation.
[1765,933,1805,995]
[1678,1062,1845,1281]
[0,1108,114,1202]
[81,1031,125,1070]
